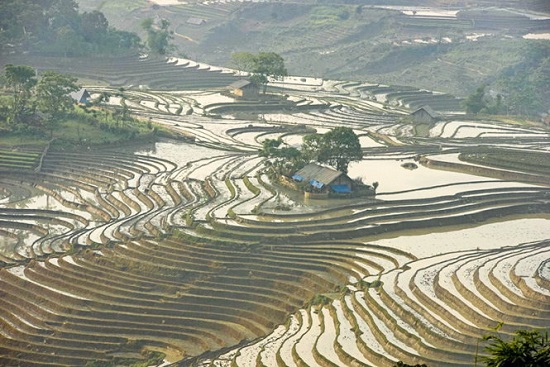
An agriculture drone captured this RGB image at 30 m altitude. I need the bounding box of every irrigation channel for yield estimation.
[0,57,549,366]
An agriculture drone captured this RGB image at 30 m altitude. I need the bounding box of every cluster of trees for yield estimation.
[463,85,503,115]
[259,126,363,176]
[231,52,288,94]
[1,64,79,135]
[1,65,147,142]
[141,18,174,55]
[0,0,140,56]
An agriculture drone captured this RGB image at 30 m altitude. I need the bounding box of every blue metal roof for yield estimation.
[331,185,351,193]
[309,179,324,189]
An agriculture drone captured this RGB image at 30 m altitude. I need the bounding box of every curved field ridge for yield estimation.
[203,240,550,367]
[0,71,549,366]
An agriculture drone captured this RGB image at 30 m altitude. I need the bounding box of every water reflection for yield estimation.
[372,218,550,258]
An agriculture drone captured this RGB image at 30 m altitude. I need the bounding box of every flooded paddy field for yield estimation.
[0,76,549,367]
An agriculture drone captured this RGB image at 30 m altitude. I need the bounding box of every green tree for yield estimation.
[318,127,362,173]
[80,10,109,43]
[231,52,287,94]
[463,85,487,114]
[259,138,304,176]
[253,52,287,94]
[4,64,37,125]
[55,25,84,57]
[141,18,172,55]
[36,70,79,135]
[301,133,324,162]
[480,329,550,367]
[231,51,257,72]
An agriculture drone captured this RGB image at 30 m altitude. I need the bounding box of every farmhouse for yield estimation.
[411,105,439,123]
[70,88,91,104]
[292,163,354,194]
[227,80,259,99]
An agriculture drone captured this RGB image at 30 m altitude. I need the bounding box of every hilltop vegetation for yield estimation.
[0,0,139,56]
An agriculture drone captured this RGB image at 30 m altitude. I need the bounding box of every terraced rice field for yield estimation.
[0,57,549,366]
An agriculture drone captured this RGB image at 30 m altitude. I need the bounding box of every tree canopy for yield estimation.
[4,64,37,126]
[260,127,363,176]
[0,0,140,56]
[305,127,363,173]
[231,52,287,94]
[36,71,79,134]
[141,18,173,55]
[2,65,78,134]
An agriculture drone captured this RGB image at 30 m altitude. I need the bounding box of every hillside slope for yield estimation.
[76,0,549,112]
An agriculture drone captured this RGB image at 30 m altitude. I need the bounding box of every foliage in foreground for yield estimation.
[394,328,550,367]
[480,329,550,367]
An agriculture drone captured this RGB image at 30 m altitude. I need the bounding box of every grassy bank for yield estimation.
[0,106,158,150]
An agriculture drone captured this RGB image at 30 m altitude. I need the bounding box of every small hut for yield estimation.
[292,163,354,194]
[411,105,440,124]
[70,88,91,105]
[227,80,259,99]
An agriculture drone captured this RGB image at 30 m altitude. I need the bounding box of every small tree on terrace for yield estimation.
[4,64,37,125]
[463,85,487,114]
[260,138,304,176]
[36,71,79,135]
[301,133,324,162]
[141,18,173,55]
[312,127,362,174]
[231,52,287,94]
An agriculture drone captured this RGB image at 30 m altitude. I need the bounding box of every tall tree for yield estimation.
[463,85,487,114]
[301,133,324,162]
[4,64,37,125]
[36,70,79,135]
[231,52,287,94]
[231,52,257,73]
[259,138,304,176]
[141,18,172,55]
[80,10,109,43]
[318,127,363,173]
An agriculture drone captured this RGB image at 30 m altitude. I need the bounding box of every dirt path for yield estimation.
[174,32,198,43]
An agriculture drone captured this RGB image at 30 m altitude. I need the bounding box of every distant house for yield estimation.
[227,80,259,99]
[292,163,354,194]
[411,105,439,124]
[187,17,206,25]
[70,88,91,104]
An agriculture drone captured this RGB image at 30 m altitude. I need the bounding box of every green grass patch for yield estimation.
[0,150,40,170]
[460,150,550,176]
[308,5,352,27]
[0,134,50,147]
[243,176,261,196]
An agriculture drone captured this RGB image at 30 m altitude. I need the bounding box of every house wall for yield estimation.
[331,175,354,189]
[242,86,259,99]
[232,88,244,97]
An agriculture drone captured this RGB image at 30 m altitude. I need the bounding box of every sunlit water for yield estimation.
[372,218,550,259]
